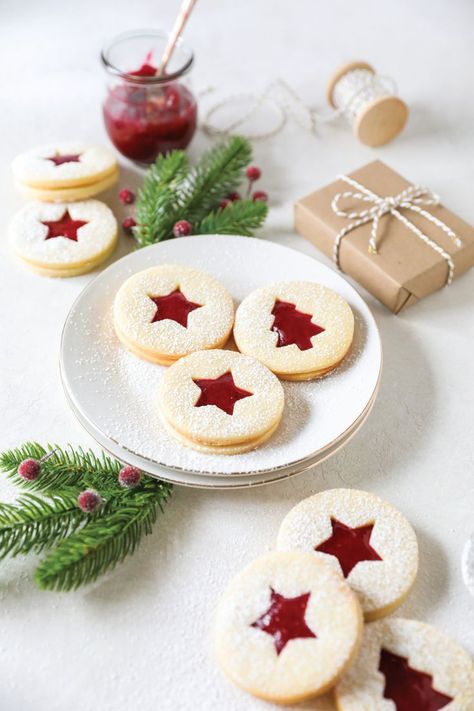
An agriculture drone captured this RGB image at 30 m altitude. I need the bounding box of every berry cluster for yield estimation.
[18,456,143,514]
[117,163,268,242]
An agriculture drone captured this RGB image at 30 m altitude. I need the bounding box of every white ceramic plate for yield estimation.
[60,235,382,479]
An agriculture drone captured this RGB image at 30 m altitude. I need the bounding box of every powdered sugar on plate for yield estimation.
[61,236,381,476]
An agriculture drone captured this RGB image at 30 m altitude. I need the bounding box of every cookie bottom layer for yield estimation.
[18,162,119,190]
[114,321,232,366]
[16,167,119,202]
[160,409,281,455]
[15,232,118,277]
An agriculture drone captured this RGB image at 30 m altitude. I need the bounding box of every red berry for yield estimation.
[119,188,135,205]
[252,190,269,202]
[219,198,231,209]
[173,220,192,237]
[246,166,261,181]
[118,465,142,488]
[227,191,241,202]
[122,217,136,234]
[18,458,41,481]
[78,490,102,513]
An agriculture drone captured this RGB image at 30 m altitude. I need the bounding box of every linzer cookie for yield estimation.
[213,550,363,703]
[277,489,418,620]
[233,281,354,380]
[9,199,118,277]
[12,142,118,191]
[158,349,284,454]
[113,265,234,364]
[335,618,474,710]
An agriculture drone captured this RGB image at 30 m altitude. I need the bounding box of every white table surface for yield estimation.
[1,1,474,709]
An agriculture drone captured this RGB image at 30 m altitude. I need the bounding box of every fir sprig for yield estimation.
[133,136,267,247]
[0,444,172,591]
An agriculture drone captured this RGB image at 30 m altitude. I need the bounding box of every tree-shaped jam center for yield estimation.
[41,210,88,241]
[193,372,252,416]
[149,289,202,327]
[250,587,317,655]
[271,300,324,350]
[379,649,453,710]
[315,518,382,577]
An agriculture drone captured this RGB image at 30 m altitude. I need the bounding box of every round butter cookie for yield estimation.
[233,281,354,380]
[335,617,474,710]
[213,550,363,704]
[113,265,234,365]
[158,349,284,454]
[12,142,118,189]
[15,165,119,202]
[9,200,118,278]
[277,489,418,621]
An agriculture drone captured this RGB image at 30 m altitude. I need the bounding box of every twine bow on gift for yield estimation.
[331,174,463,285]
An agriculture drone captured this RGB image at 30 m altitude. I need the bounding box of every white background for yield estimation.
[1,1,474,709]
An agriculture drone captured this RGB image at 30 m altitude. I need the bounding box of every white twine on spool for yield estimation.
[200,63,407,146]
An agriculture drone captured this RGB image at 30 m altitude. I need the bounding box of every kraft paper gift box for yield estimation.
[294,160,474,313]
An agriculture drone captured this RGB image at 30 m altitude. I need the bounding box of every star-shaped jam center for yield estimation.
[41,210,88,242]
[193,371,252,416]
[250,587,317,655]
[379,649,453,711]
[45,153,82,166]
[315,518,382,577]
[149,289,202,328]
[271,300,325,351]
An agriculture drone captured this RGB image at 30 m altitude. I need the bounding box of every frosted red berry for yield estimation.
[77,490,102,513]
[173,220,192,237]
[118,465,142,488]
[122,217,137,234]
[219,198,231,209]
[18,458,41,481]
[119,188,135,205]
[246,166,261,181]
[227,191,241,202]
[252,190,269,202]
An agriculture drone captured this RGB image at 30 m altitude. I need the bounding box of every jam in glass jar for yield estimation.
[101,29,197,163]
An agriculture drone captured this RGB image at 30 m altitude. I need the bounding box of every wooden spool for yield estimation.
[326,60,409,147]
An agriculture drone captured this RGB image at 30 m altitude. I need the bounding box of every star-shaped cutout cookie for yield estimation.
[251,587,317,655]
[379,649,453,710]
[41,210,88,241]
[315,518,382,577]
[193,371,252,416]
[149,289,202,328]
[271,299,325,351]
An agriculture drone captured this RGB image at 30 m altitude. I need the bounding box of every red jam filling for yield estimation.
[46,153,82,166]
[41,210,88,241]
[379,649,453,711]
[193,372,252,416]
[251,587,316,655]
[271,300,325,351]
[315,518,382,577]
[129,52,157,77]
[149,289,201,327]
[103,80,197,163]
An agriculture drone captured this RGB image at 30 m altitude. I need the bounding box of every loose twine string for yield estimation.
[200,68,398,140]
[332,175,462,286]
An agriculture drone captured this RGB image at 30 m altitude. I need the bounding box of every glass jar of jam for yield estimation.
[101,29,197,163]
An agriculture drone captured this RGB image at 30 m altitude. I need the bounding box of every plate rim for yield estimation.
[59,235,383,479]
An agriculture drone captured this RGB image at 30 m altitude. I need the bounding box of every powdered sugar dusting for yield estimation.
[61,236,382,476]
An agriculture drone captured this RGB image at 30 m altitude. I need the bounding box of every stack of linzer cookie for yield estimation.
[112,264,355,454]
[212,488,474,707]
[9,143,118,277]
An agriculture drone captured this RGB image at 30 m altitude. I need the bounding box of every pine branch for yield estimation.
[134,151,189,247]
[35,493,164,591]
[196,199,268,237]
[0,493,85,558]
[180,136,252,224]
